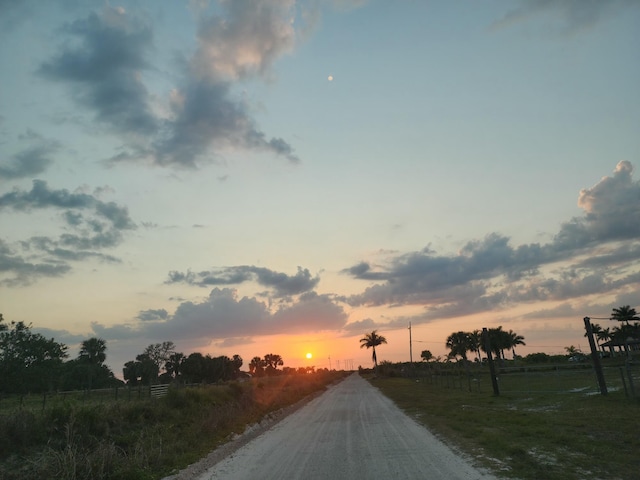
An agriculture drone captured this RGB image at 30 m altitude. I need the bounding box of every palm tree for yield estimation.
[610,305,639,326]
[420,350,433,362]
[587,323,603,350]
[249,356,265,376]
[446,331,472,363]
[507,330,526,359]
[360,330,387,372]
[78,337,107,365]
[481,326,510,361]
[78,337,107,389]
[264,353,283,375]
[565,345,581,356]
[598,327,611,344]
[468,330,483,362]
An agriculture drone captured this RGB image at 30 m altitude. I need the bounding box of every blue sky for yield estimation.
[1,0,639,373]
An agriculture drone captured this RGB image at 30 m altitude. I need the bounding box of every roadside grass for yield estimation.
[0,371,347,480]
[369,373,640,480]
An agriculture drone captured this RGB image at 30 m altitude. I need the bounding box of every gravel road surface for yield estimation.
[195,373,497,480]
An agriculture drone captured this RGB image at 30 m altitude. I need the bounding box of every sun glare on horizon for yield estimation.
[306,352,313,359]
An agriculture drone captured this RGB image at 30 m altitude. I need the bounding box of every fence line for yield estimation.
[404,359,640,398]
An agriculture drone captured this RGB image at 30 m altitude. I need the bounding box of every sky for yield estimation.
[1,0,639,375]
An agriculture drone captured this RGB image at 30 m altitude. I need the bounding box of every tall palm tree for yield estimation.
[446,331,472,363]
[507,330,526,359]
[611,305,639,326]
[469,330,483,362]
[78,337,107,389]
[360,330,387,371]
[481,326,510,361]
[79,337,107,365]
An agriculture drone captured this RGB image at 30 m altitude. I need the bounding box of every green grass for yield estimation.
[0,371,347,480]
[369,372,640,480]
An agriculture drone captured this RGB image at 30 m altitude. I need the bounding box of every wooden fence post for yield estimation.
[584,317,607,395]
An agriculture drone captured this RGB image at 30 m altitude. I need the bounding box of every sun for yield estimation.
[306,352,313,359]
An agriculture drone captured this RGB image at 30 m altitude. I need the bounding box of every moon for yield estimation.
[327,75,333,82]
[306,352,313,359]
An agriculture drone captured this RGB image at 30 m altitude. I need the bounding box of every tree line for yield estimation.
[443,326,526,363]
[0,314,291,395]
[0,314,120,395]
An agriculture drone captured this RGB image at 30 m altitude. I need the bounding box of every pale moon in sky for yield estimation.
[327,75,333,81]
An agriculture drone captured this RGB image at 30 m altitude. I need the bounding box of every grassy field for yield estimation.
[370,368,640,480]
[0,371,347,480]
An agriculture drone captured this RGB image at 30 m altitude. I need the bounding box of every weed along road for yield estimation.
[195,374,497,480]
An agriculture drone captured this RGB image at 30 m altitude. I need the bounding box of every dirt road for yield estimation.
[195,373,497,480]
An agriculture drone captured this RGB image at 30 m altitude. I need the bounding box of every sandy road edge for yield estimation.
[162,375,349,480]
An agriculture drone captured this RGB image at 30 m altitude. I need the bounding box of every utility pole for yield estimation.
[328,356,332,371]
[409,322,413,366]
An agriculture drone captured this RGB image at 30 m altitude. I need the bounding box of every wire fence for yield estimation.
[0,384,179,412]
[404,356,640,399]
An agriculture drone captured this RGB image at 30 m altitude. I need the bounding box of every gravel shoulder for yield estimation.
[171,373,498,480]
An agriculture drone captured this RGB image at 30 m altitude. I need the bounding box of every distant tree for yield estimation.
[77,337,108,389]
[264,353,283,376]
[122,352,159,386]
[207,355,233,382]
[446,331,472,363]
[507,330,526,359]
[565,345,581,356]
[123,360,141,386]
[249,356,265,376]
[181,352,205,383]
[359,330,387,373]
[481,326,511,361]
[597,327,612,349]
[610,305,639,326]
[523,352,551,364]
[79,337,107,365]
[468,330,483,362]
[0,319,68,394]
[231,354,243,378]
[165,352,185,381]
[420,350,433,362]
[143,341,176,375]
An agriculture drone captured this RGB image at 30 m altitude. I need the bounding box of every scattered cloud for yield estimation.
[39,8,157,137]
[0,131,60,180]
[492,0,640,32]
[0,238,71,287]
[167,265,320,297]
[344,162,640,322]
[39,3,300,169]
[0,180,135,285]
